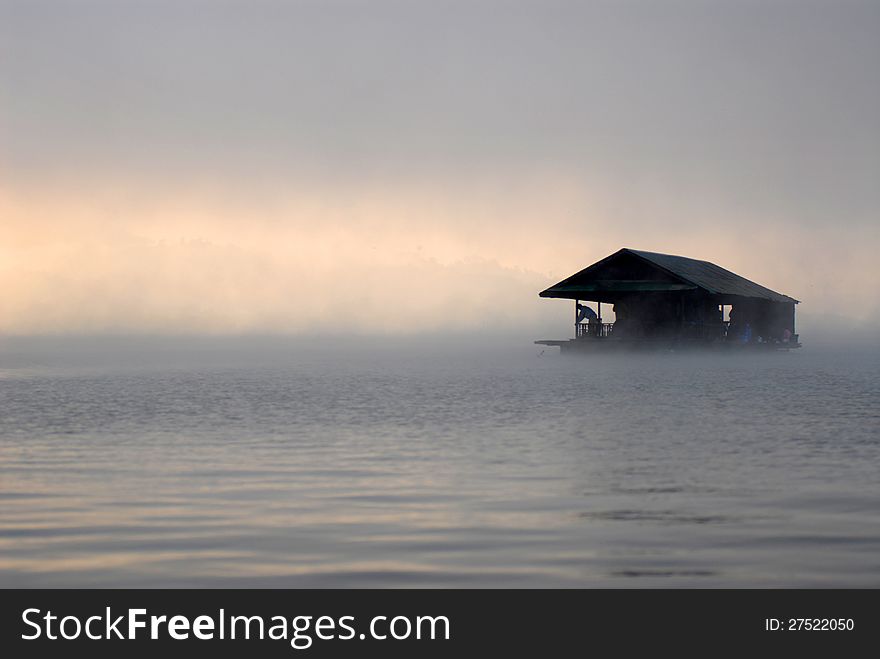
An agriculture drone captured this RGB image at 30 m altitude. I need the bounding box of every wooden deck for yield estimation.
[535,335,802,353]
[540,320,800,353]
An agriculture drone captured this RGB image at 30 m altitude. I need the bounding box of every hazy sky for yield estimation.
[1,0,878,335]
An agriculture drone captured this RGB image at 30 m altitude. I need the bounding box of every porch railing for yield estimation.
[576,321,731,340]
[575,322,614,338]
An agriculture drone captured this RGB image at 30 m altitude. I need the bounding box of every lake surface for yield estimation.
[1,337,878,587]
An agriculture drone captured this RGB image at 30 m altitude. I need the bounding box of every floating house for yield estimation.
[536,248,800,352]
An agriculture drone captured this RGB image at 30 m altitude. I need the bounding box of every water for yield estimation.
[1,337,878,587]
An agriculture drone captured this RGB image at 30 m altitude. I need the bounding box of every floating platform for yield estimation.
[535,337,802,353]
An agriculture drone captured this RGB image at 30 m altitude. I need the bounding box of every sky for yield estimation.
[1,0,878,337]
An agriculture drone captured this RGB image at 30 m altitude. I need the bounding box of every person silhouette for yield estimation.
[576,303,598,324]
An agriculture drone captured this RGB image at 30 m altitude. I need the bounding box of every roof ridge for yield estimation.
[626,248,713,265]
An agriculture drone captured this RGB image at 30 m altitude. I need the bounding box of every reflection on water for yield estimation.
[0,338,878,587]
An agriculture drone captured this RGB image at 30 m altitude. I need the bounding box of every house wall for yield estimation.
[729,299,796,341]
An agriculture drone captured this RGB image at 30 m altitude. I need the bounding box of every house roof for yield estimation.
[540,248,799,303]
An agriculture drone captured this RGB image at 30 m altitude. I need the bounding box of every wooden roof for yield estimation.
[540,248,799,303]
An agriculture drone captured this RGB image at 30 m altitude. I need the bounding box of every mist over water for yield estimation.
[2,0,878,589]
[1,336,877,587]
